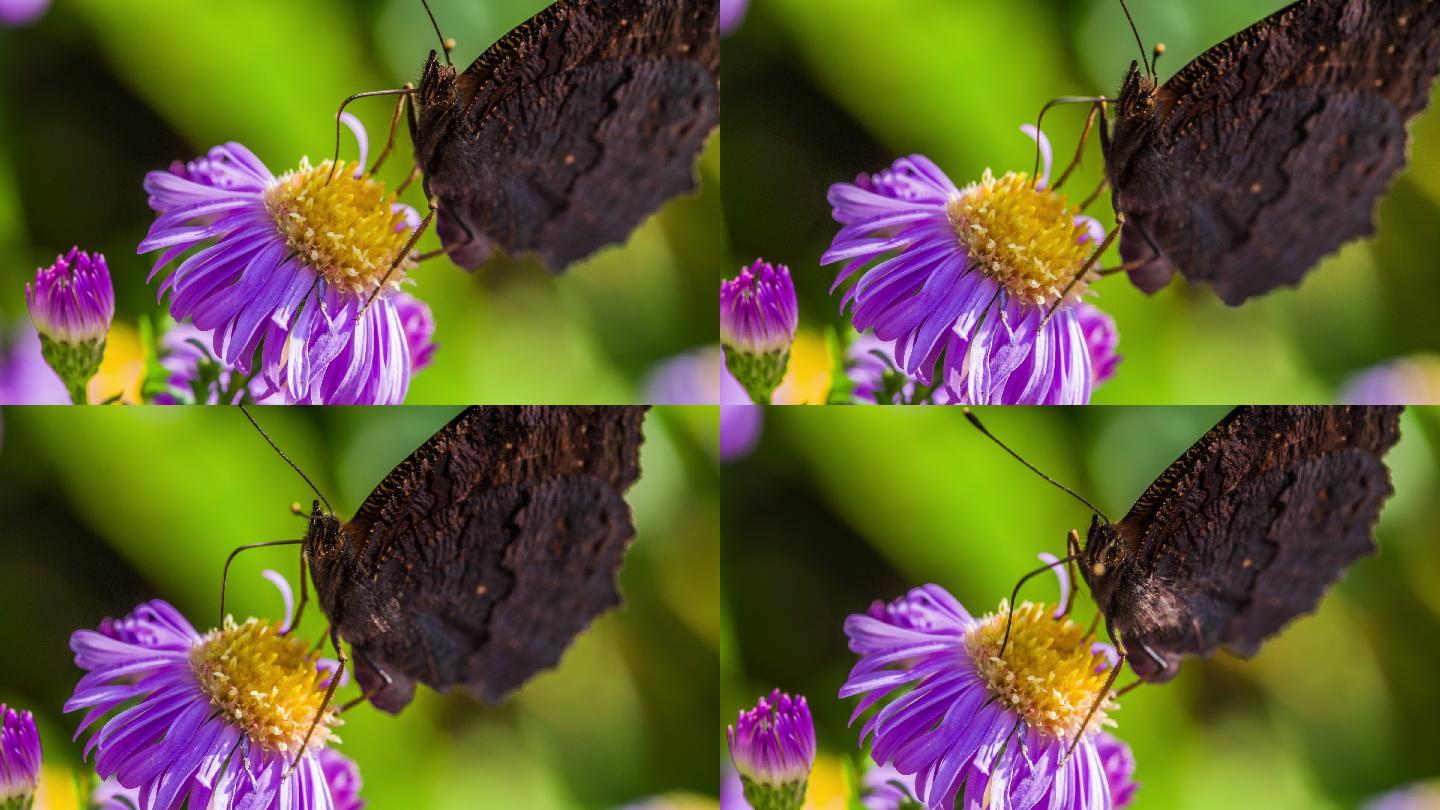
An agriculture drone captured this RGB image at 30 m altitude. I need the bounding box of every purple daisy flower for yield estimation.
[727,689,816,810]
[25,248,115,403]
[721,260,799,358]
[0,703,41,806]
[0,0,47,27]
[1076,303,1121,387]
[841,581,1127,809]
[66,594,346,809]
[26,248,115,346]
[824,127,1110,405]
[138,114,424,405]
[721,260,799,404]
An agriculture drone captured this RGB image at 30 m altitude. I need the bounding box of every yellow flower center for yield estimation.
[263,159,417,297]
[190,617,340,755]
[964,602,1118,741]
[947,171,1095,307]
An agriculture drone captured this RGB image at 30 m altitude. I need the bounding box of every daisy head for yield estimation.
[824,127,1115,404]
[841,575,1132,809]
[66,575,353,809]
[138,114,427,404]
[0,703,41,807]
[727,689,816,810]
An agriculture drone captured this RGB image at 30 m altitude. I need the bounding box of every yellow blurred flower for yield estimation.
[802,754,848,810]
[774,330,833,405]
[33,764,82,810]
[87,321,144,405]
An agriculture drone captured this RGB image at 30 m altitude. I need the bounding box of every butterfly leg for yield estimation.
[367,84,415,177]
[340,646,395,712]
[358,198,439,320]
[1029,96,1116,185]
[1065,619,1127,763]
[287,555,309,636]
[1042,212,1125,327]
[289,626,346,776]
[997,544,1085,657]
[326,88,417,183]
[219,539,303,625]
[1051,101,1105,192]
[1063,529,1082,618]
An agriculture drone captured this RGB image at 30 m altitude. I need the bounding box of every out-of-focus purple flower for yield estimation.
[824,128,1109,405]
[1076,302,1121,387]
[138,115,423,404]
[66,597,344,809]
[643,347,763,459]
[92,777,140,810]
[722,260,798,404]
[720,0,748,35]
[26,248,115,403]
[319,749,366,810]
[1363,781,1440,810]
[1341,355,1440,405]
[1096,731,1139,808]
[154,322,265,405]
[720,765,747,810]
[861,762,920,810]
[0,322,69,405]
[645,345,721,405]
[847,333,946,405]
[727,690,816,810]
[0,704,41,806]
[721,362,762,462]
[0,0,48,27]
[841,583,1126,809]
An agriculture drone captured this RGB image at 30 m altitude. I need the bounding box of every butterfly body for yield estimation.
[1104,0,1440,305]
[410,0,720,272]
[1078,406,1401,682]
[303,406,646,713]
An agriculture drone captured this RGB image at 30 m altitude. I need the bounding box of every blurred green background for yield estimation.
[0,0,722,405]
[0,405,720,809]
[722,407,1440,809]
[722,0,1440,404]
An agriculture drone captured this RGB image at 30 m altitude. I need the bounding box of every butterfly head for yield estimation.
[1117,61,1158,120]
[1081,513,1132,609]
[301,500,345,568]
[413,50,460,169]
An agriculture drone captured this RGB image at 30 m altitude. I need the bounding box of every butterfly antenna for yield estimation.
[1116,0,1154,78]
[420,0,453,66]
[998,552,1082,658]
[239,405,335,516]
[962,408,1111,523]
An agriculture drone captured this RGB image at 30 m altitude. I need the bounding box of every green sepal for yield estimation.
[739,775,807,810]
[38,333,105,405]
[724,345,790,405]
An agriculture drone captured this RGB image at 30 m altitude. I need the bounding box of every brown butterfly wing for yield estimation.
[416,0,719,272]
[328,406,646,712]
[1100,406,1400,681]
[1106,0,1440,305]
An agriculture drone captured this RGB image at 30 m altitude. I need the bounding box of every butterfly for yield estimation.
[1102,0,1440,305]
[1074,406,1402,682]
[299,406,647,713]
[407,0,720,272]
